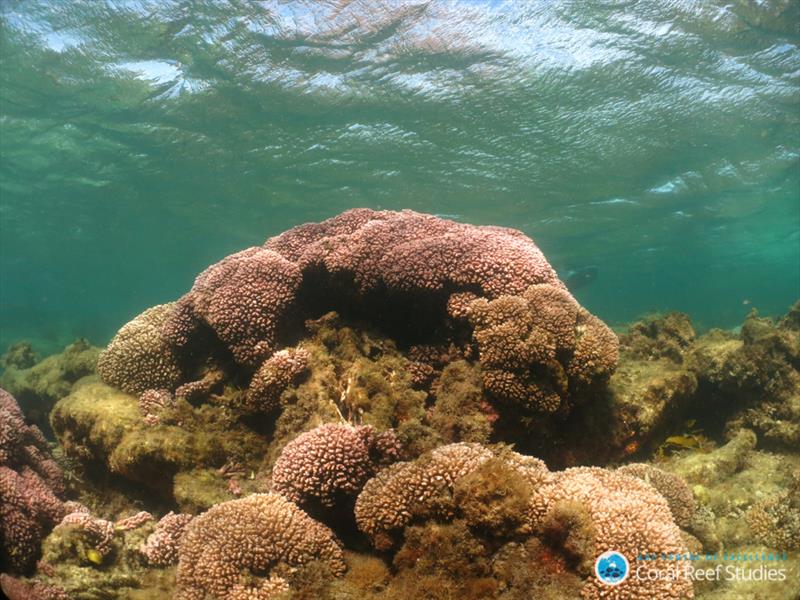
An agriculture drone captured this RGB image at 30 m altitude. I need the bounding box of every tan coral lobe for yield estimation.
[175,493,345,600]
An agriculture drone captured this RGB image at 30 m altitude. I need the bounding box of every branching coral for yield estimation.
[270,423,400,508]
[175,493,345,600]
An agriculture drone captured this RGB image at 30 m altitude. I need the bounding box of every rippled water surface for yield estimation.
[1,0,798,352]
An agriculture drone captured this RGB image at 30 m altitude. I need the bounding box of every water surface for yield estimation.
[1,0,798,353]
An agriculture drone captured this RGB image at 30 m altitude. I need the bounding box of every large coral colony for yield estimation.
[1,209,798,600]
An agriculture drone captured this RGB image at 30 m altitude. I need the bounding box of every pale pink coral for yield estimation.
[355,443,506,549]
[56,511,116,558]
[139,511,194,567]
[529,467,693,600]
[468,284,618,413]
[165,248,302,368]
[0,389,66,573]
[271,423,401,507]
[0,467,67,573]
[162,210,574,374]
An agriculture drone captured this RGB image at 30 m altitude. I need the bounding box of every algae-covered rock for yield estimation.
[35,509,175,600]
[51,377,268,503]
[259,313,436,475]
[1,339,100,435]
[552,314,699,466]
[688,305,799,446]
[173,468,245,513]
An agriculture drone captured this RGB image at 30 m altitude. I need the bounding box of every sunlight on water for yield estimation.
[0,0,798,353]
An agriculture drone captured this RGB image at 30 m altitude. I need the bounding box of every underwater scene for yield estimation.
[1,1,799,599]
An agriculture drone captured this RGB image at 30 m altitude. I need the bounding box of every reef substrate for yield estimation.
[0,210,798,600]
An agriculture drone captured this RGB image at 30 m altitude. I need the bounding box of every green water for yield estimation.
[1,0,798,354]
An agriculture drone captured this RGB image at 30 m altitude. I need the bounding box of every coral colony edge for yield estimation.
[1,209,798,600]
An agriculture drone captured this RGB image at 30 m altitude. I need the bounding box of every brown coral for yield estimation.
[468,284,619,414]
[175,493,345,600]
[245,347,310,412]
[270,423,400,508]
[746,469,800,551]
[97,303,183,395]
[355,443,548,550]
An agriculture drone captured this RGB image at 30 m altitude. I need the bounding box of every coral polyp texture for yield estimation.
[616,463,697,528]
[468,284,619,413]
[96,303,183,395]
[246,347,310,412]
[0,389,66,574]
[97,209,617,431]
[355,443,548,549]
[175,493,345,600]
[271,423,401,508]
[138,511,194,567]
[355,443,693,599]
[529,467,693,600]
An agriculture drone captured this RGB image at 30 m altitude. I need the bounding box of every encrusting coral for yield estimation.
[175,493,346,600]
[745,468,800,551]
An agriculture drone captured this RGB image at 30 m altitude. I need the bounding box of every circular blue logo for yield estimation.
[595,550,629,585]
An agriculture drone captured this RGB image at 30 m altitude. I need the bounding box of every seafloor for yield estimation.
[1,210,798,600]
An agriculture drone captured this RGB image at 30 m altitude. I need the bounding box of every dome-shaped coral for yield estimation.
[617,463,696,528]
[529,467,692,600]
[271,423,400,508]
[175,493,345,600]
[355,443,548,549]
[246,347,310,412]
[97,303,183,395]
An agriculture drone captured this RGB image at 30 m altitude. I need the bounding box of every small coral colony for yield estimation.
[1,209,798,599]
